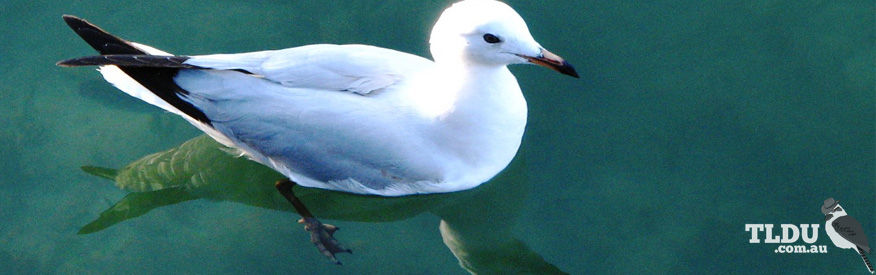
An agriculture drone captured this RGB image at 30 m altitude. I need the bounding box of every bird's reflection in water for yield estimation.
[80,135,566,274]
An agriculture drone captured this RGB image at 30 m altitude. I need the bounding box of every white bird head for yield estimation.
[429,0,578,77]
[830,204,847,215]
[823,204,847,223]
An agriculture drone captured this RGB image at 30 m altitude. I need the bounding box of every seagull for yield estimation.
[58,0,577,264]
[822,198,874,273]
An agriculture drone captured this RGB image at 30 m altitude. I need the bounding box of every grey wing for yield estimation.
[185,44,434,95]
[173,70,444,193]
[833,216,871,253]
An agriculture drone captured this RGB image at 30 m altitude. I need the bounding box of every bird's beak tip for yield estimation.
[523,48,579,78]
[560,60,580,78]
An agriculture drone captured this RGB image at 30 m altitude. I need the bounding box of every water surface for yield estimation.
[0,0,873,274]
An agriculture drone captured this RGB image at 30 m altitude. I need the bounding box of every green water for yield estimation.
[1,0,873,274]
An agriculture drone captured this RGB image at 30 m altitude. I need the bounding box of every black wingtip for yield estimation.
[58,15,93,67]
[56,57,88,67]
[59,14,214,126]
[61,14,96,37]
[56,57,95,67]
[61,14,143,55]
[59,16,95,67]
[62,15,103,34]
[55,60,72,67]
[62,14,81,24]
[55,55,197,68]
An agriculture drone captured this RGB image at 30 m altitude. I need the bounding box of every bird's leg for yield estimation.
[275,179,351,265]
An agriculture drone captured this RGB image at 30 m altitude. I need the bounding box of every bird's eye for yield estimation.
[483,33,501,44]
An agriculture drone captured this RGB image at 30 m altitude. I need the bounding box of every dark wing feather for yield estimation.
[833,215,871,253]
[59,15,212,125]
[57,55,198,68]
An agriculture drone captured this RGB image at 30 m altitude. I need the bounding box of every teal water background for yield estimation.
[1,0,874,273]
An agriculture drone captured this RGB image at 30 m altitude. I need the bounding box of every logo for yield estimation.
[745,223,824,253]
[744,198,873,274]
[821,198,874,274]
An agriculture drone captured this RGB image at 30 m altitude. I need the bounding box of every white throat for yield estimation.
[430,63,528,188]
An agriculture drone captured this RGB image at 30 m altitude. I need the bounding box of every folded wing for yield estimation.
[185,44,432,95]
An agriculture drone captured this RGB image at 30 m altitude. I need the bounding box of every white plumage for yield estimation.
[65,0,578,196]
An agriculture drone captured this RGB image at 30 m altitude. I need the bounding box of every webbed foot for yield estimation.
[276,179,352,264]
[299,217,352,265]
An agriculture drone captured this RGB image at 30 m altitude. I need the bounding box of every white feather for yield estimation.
[81,0,567,196]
